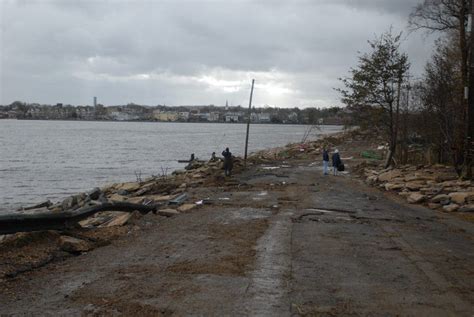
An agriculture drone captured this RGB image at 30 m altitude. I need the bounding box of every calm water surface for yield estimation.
[0,120,342,212]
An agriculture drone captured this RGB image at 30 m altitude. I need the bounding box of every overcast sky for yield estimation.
[0,0,435,108]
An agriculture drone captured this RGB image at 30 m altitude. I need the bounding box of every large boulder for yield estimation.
[407,193,426,204]
[448,192,474,205]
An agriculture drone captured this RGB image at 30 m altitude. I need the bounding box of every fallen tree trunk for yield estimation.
[0,202,159,235]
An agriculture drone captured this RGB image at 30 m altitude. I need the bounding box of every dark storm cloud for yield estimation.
[0,0,434,107]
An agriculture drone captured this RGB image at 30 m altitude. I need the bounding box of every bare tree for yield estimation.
[409,0,468,88]
[338,30,410,168]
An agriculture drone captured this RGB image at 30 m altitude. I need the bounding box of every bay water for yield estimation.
[0,120,342,213]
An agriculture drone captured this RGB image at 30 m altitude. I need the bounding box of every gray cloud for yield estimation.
[0,0,434,107]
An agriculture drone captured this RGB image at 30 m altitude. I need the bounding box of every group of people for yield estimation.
[322,148,343,176]
[186,147,234,176]
[189,146,341,177]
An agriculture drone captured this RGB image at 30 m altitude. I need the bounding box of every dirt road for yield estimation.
[1,160,473,316]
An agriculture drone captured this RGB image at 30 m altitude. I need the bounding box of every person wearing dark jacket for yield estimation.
[222,147,233,176]
[322,148,329,175]
[332,149,341,176]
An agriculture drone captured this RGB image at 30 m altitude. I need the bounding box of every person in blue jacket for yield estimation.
[332,149,341,176]
[322,148,329,175]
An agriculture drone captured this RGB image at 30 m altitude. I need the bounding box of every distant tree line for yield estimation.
[0,101,349,125]
[339,0,471,176]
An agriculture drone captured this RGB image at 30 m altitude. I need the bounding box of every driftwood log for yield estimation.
[0,202,161,235]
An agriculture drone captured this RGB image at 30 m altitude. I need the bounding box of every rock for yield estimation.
[177,203,197,213]
[146,195,174,202]
[458,204,474,212]
[108,194,127,202]
[420,187,442,195]
[431,194,450,203]
[88,187,102,200]
[448,192,474,204]
[435,173,458,182]
[157,209,180,216]
[79,216,104,228]
[398,191,411,197]
[100,212,132,227]
[407,193,426,204]
[465,193,474,204]
[378,170,402,182]
[384,183,404,191]
[59,236,91,253]
[117,189,130,196]
[405,181,426,191]
[457,180,471,187]
[133,187,151,197]
[404,174,434,182]
[61,196,78,210]
[126,197,145,204]
[443,204,459,212]
[366,175,378,184]
[117,182,141,192]
[427,203,441,210]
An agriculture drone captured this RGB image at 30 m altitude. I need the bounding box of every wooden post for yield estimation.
[244,79,255,166]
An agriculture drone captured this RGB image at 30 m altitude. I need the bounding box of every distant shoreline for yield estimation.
[3,118,344,126]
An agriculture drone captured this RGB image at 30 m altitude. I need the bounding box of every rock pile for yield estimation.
[13,157,246,231]
[363,165,474,212]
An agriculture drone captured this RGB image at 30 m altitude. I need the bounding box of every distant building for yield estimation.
[258,113,271,123]
[178,111,190,121]
[224,112,243,123]
[153,110,179,122]
[209,112,220,122]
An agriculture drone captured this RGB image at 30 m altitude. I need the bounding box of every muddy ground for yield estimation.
[0,155,473,316]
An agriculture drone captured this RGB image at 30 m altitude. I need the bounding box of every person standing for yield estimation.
[322,148,329,175]
[222,147,233,176]
[332,149,341,176]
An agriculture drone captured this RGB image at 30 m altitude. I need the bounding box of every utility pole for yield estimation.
[244,79,255,166]
[466,0,474,178]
